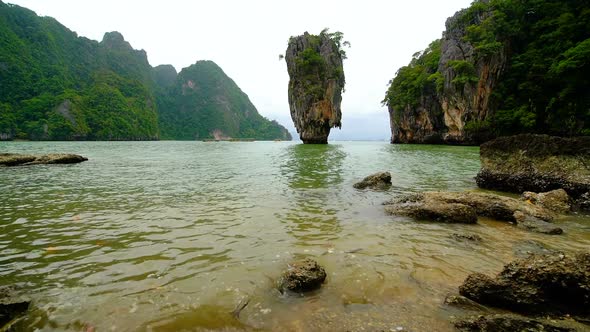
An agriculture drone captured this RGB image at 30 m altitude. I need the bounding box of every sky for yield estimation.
[8,0,473,141]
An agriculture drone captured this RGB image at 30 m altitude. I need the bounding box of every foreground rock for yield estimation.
[0,153,87,166]
[285,31,345,144]
[384,191,566,233]
[278,258,326,293]
[459,252,590,319]
[385,194,477,224]
[353,172,392,190]
[476,135,590,202]
[454,314,579,332]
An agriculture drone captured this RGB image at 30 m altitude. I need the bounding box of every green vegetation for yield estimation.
[0,1,290,141]
[384,0,590,137]
[320,28,351,60]
[472,0,590,136]
[382,40,441,111]
[157,61,291,140]
[447,60,478,87]
[289,29,349,100]
[0,2,158,140]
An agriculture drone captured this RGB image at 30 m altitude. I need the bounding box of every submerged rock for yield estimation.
[476,135,590,200]
[513,212,563,235]
[384,191,564,232]
[512,240,558,258]
[285,31,345,144]
[454,314,578,332]
[278,258,326,293]
[451,233,483,242]
[0,153,87,166]
[458,252,590,318]
[353,172,392,190]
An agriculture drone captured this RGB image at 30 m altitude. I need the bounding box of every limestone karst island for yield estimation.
[1,0,589,331]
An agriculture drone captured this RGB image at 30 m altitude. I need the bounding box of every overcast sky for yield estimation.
[8,0,473,140]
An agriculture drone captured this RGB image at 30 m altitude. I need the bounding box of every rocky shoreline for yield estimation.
[372,134,589,330]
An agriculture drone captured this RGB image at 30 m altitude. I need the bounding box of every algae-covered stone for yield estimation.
[0,153,87,166]
[278,258,326,293]
[459,252,590,318]
[476,134,590,199]
[385,199,478,224]
[384,190,564,230]
[353,171,392,190]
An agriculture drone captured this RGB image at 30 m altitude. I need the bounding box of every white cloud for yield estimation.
[8,0,473,140]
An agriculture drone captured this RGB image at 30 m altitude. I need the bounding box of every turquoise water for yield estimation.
[1,141,588,331]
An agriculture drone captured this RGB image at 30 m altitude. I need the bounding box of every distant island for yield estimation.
[0,1,291,141]
[383,0,590,145]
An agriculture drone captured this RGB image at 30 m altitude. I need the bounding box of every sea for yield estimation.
[1,141,588,331]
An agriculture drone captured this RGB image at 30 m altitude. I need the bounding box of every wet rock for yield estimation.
[0,302,30,327]
[458,252,590,318]
[514,212,563,235]
[353,172,392,190]
[285,31,345,144]
[454,314,577,332]
[522,189,571,214]
[476,135,590,200]
[0,153,87,166]
[575,192,590,211]
[278,258,326,293]
[0,285,30,327]
[385,197,477,224]
[451,233,483,242]
[384,191,563,231]
[444,294,489,312]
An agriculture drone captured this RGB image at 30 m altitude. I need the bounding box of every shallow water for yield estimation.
[1,141,589,331]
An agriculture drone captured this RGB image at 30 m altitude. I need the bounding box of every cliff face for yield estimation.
[387,0,590,144]
[390,93,445,144]
[437,9,506,144]
[386,7,506,145]
[285,32,345,144]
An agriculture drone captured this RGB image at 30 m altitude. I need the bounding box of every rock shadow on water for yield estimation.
[277,144,346,246]
[280,144,346,189]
